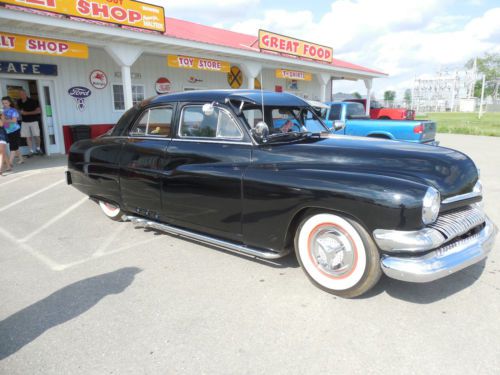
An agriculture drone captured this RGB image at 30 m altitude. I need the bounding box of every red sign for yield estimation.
[155,77,171,94]
[89,69,108,89]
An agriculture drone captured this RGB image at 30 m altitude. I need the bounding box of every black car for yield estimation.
[67,90,497,297]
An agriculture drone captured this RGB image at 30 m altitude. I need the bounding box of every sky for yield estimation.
[150,0,500,99]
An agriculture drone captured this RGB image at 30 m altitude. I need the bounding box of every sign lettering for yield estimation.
[275,69,312,81]
[3,0,165,32]
[259,30,333,63]
[167,55,230,73]
[0,32,88,59]
[0,61,58,75]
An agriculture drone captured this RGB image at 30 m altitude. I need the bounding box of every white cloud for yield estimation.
[147,0,500,99]
[230,2,500,98]
[148,0,261,24]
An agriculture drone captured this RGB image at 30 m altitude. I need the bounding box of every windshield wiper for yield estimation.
[264,132,313,144]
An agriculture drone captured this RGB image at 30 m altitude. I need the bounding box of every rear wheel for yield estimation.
[294,213,381,298]
[98,200,125,221]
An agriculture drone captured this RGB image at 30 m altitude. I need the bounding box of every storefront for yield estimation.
[0,0,385,155]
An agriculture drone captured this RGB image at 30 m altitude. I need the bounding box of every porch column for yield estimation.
[239,62,262,89]
[364,79,373,116]
[316,73,331,102]
[105,44,143,109]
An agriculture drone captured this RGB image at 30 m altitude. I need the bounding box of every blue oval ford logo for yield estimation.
[68,86,92,98]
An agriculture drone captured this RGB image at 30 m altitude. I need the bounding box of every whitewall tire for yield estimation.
[295,213,381,298]
[98,200,124,221]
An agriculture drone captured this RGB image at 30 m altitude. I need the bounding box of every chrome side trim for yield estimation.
[124,215,289,260]
[442,191,481,204]
[380,217,497,283]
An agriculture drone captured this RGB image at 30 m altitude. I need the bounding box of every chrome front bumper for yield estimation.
[380,217,497,283]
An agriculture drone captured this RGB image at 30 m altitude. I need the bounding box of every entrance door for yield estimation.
[38,80,61,154]
[0,79,29,99]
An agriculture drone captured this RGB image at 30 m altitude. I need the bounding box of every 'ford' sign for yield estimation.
[68,86,92,112]
[68,86,92,98]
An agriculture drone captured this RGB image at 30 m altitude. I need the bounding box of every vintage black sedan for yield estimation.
[67,90,497,297]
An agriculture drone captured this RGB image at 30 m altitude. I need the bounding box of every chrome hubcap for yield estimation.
[309,227,355,277]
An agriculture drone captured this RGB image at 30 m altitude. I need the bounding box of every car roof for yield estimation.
[149,89,310,107]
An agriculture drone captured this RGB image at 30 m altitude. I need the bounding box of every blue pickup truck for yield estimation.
[312,101,437,144]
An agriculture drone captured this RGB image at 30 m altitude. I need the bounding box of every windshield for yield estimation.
[370,100,383,109]
[242,106,329,142]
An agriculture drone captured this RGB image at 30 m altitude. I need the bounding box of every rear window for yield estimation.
[179,105,243,139]
[346,103,366,118]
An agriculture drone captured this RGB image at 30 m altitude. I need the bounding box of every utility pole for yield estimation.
[479,74,486,119]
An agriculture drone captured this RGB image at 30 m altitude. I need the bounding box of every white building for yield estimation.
[0,1,385,154]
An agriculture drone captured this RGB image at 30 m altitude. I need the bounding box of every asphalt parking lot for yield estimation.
[1,133,499,375]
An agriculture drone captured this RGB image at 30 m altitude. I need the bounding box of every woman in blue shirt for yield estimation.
[1,96,25,166]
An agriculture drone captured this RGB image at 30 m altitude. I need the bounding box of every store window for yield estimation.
[112,84,145,111]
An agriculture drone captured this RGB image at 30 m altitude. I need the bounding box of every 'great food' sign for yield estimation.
[259,30,333,63]
[3,0,165,32]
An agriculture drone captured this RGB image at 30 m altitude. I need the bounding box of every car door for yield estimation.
[163,103,252,241]
[119,105,174,219]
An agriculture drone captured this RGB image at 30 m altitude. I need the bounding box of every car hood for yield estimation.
[257,135,478,199]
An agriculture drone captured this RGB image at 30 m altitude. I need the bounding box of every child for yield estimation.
[1,96,25,166]
[0,115,13,176]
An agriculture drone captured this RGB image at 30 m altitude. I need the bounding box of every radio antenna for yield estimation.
[260,70,265,124]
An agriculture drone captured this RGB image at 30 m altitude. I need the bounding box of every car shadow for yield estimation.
[358,259,487,303]
[0,267,141,360]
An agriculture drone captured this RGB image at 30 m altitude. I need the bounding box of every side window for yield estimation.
[180,106,243,139]
[328,105,341,121]
[346,103,365,118]
[130,107,173,137]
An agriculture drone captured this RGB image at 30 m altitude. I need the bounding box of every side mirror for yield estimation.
[332,120,345,131]
[252,121,269,141]
[202,103,215,116]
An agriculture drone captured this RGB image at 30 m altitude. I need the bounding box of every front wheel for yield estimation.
[295,213,381,298]
[98,200,125,221]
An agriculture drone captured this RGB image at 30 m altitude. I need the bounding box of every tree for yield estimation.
[404,89,412,107]
[465,53,500,99]
[383,90,396,107]
[352,91,362,99]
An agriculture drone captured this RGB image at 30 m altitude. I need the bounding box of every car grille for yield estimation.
[429,205,485,242]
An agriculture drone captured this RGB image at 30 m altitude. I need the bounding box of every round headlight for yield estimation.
[422,187,440,225]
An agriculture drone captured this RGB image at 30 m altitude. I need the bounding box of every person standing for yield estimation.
[17,89,42,155]
[0,116,13,175]
[1,96,24,166]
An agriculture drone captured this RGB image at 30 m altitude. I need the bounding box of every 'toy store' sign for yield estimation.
[2,0,165,32]
[167,55,230,73]
[0,32,88,59]
[259,30,333,63]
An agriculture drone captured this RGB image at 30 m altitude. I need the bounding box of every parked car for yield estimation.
[67,90,496,298]
[316,101,437,144]
[344,98,415,120]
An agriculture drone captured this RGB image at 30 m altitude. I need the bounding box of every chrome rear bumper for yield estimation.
[380,217,497,283]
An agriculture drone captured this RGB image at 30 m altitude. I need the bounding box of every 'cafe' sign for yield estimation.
[0,32,88,59]
[2,0,165,32]
[259,30,333,63]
